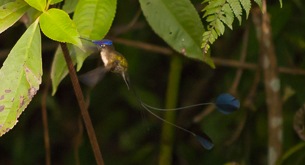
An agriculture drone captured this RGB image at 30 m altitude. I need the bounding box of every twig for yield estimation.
[41,75,51,165]
[225,113,248,146]
[193,105,214,123]
[112,37,305,76]
[224,25,249,145]
[230,25,249,94]
[60,43,104,165]
[244,70,261,110]
[111,38,173,55]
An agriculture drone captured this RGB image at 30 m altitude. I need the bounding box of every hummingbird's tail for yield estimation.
[124,74,214,150]
[122,72,130,90]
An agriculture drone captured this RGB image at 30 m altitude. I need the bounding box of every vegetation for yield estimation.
[1,0,304,165]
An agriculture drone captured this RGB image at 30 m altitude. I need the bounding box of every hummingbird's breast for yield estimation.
[100,49,128,73]
[100,51,110,67]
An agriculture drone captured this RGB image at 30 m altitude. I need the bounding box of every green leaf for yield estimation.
[139,0,213,67]
[279,0,282,8]
[73,0,117,39]
[202,0,225,10]
[62,0,79,14]
[240,0,251,18]
[49,0,63,5]
[215,19,225,35]
[39,8,82,48]
[0,0,14,6]
[206,15,217,22]
[202,6,222,18]
[0,19,42,136]
[24,0,46,11]
[51,45,75,95]
[51,44,90,95]
[0,0,30,33]
[220,3,234,29]
[227,0,242,24]
[254,0,262,9]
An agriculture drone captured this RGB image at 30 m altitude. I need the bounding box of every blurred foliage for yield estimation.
[0,0,305,165]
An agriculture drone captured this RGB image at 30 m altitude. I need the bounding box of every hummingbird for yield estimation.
[79,37,240,150]
[79,38,130,89]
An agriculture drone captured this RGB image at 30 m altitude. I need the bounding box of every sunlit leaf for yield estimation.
[49,0,63,5]
[51,44,80,95]
[139,0,214,67]
[73,0,117,39]
[240,0,251,18]
[24,0,46,11]
[39,8,82,48]
[227,0,242,24]
[0,0,14,6]
[0,0,30,33]
[0,19,42,136]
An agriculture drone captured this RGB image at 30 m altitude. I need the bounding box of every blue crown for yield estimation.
[93,39,113,46]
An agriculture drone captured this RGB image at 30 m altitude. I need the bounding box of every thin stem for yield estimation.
[230,24,249,94]
[112,37,305,76]
[60,43,104,165]
[159,56,182,165]
[41,75,51,165]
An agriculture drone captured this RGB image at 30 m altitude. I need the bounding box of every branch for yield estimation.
[253,2,283,164]
[60,43,104,165]
[112,37,305,76]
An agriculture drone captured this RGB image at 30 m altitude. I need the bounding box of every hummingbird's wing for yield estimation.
[79,66,109,87]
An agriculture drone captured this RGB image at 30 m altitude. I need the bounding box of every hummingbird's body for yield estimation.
[99,45,128,74]
[96,39,130,89]
[79,38,130,88]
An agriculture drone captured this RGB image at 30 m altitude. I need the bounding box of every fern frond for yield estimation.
[254,0,262,9]
[219,4,234,29]
[227,0,242,24]
[201,0,253,54]
[201,0,225,53]
[240,0,251,18]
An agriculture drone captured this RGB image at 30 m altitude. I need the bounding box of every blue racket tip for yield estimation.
[215,93,240,114]
[93,39,113,46]
[195,135,214,150]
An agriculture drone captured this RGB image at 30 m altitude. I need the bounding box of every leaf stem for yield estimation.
[158,56,182,165]
[60,43,104,165]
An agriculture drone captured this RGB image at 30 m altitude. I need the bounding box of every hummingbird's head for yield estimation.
[93,39,113,50]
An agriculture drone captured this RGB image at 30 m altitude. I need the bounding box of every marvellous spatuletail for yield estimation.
[79,37,240,150]
[79,37,130,89]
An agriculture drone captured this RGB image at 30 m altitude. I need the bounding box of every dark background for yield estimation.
[0,0,305,164]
